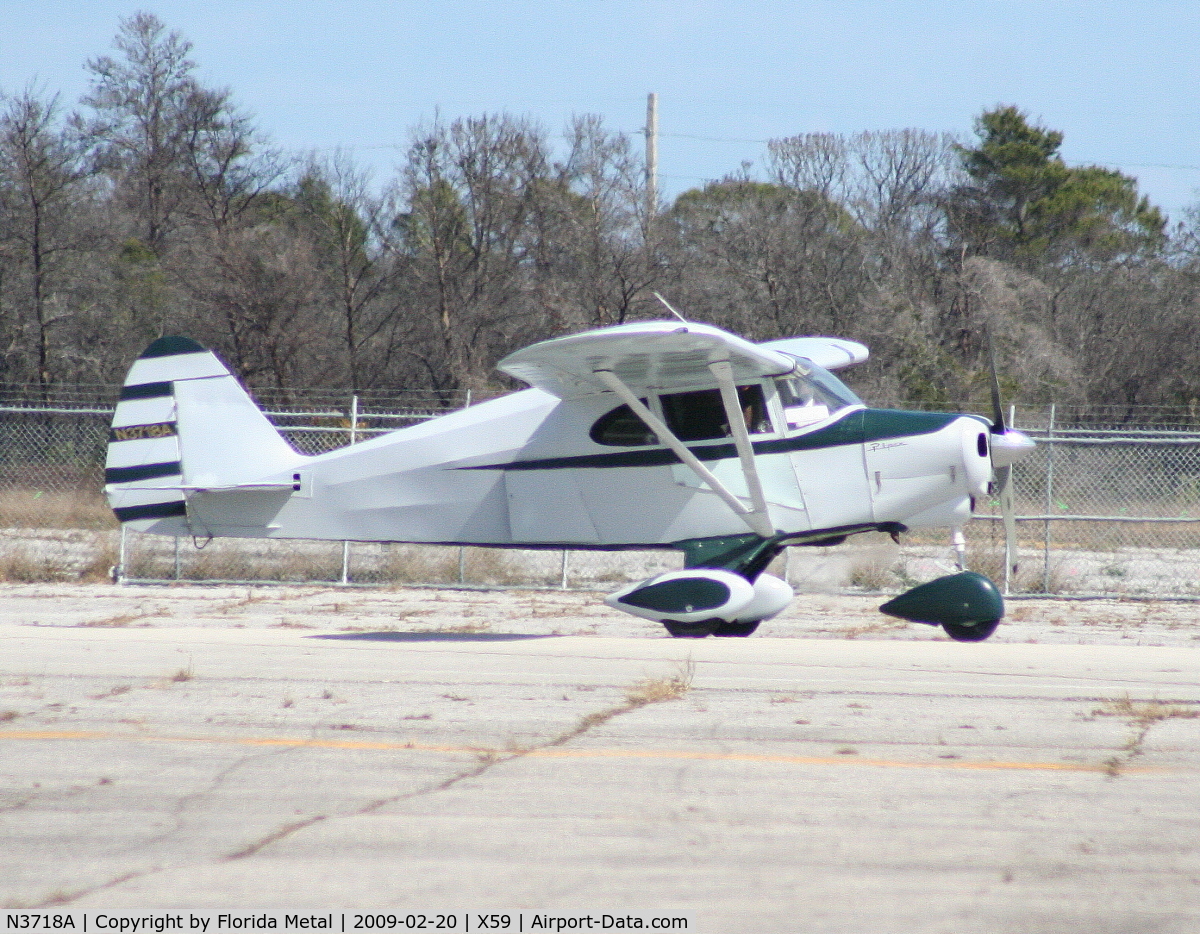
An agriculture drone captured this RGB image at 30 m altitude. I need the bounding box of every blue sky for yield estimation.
[4,1,1200,221]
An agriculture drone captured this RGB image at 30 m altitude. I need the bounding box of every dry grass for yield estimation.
[0,536,117,584]
[464,549,531,585]
[550,659,695,747]
[846,558,897,591]
[967,545,1080,595]
[375,546,461,584]
[91,685,132,699]
[838,619,909,639]
[1091,694,1199,776]
[437,620,492,634]
[126,541,536,588]
[1093,695,1200,726]
[842,539,909,591]
[375,546,531,587]
[80,613,141,628]
[0,489,116,531]
[123,544,344,583]
[625,659,695,707]
[192,550,342,582]
[0,549,65,583]
[78,540,120,582]
[170,659,195,683]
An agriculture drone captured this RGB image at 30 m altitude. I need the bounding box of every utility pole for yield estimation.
[645,92,658,223]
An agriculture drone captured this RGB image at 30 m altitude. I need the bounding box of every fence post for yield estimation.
[1005,403,1017,595]
[1043,403,1056,594]
[117,524,127,584]
[340,394,359,586]
[560,550,569,589]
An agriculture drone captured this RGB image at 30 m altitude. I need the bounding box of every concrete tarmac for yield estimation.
[1,584,1199,932]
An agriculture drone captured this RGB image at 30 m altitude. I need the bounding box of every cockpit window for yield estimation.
[660,384,771,441]
[777,362,861,431]
[591,383,775,447]
[590,402,657,447]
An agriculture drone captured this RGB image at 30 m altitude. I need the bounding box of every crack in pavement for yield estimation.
[225,663,694,854]
[31,664,694,903]
[116,742,309,857]
[1,780,109,818]
[1092,696,1200,777]
[27,743,330,908]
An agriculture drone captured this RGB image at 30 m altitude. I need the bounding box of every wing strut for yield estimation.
[593,369,775,539]
[708,358,772,528]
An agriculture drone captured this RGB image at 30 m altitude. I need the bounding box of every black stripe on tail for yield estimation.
[113,501,188,522]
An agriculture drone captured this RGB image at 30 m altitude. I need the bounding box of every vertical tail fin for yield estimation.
[105,336,304,533]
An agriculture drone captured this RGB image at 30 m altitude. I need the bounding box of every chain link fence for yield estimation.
[5,385,1200,598]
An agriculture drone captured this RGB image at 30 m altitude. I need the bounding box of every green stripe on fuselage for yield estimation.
[476,408,959,472]
[861,409,961,441]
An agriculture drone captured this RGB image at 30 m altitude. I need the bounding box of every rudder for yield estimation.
[105,337,305,533]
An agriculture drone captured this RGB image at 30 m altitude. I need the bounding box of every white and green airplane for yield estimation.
[104,316,1035,640]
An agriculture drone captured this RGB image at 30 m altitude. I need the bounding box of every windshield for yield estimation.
[776,361,861,431]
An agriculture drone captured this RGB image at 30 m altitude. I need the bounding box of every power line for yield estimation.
[659,132,771,144]
[1113,162,1200,173]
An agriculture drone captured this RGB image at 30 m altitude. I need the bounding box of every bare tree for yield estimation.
[0,88,92,389]
[292,154,406,391]
[530,115,659,329]
[178,85,283,235]
[662,175,869,340]
[177,222,325,390]
[396,114,549,394]
[74,11,222,256]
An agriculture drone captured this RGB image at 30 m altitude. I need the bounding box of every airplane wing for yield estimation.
[758,336,869,371]
[500,320,806,538]
[497,321,798,399]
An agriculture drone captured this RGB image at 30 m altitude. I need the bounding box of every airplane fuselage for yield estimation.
[179,383,993,550]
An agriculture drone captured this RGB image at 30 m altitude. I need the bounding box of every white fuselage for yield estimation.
[181,386,992,548]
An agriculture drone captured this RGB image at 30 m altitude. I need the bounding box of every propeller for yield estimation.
[985,332,1035,591]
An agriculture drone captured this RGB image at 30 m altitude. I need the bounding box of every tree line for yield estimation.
[4,12,1200,413]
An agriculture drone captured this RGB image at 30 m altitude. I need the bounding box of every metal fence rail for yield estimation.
[4,391,1200,597]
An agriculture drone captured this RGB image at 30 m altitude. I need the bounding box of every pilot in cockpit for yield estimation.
[738,385,771,434]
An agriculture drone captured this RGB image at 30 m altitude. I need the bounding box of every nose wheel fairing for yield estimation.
[879,571,1004,641]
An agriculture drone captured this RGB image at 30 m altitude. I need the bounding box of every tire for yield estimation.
[711,620,760,637]
[941,618,1001,642]
[663,619,719,638]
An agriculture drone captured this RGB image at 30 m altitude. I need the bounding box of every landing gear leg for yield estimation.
[951,527,967,571]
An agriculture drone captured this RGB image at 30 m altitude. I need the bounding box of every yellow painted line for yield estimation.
[525,746,1147,772]
[0,728,1161,773]
[0,730,474,754]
